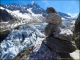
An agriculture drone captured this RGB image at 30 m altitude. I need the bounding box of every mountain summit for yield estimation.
[2,2,46,17]
[31,1,35,5]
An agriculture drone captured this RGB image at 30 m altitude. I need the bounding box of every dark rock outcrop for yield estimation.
[0,9,14,22]
[58,53,73,59]
[75,13,80,33]
[75,13,80,50]
[75,32,80,50]
[0,30,10,43]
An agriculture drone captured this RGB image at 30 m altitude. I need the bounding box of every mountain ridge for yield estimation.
[1,2,72,19]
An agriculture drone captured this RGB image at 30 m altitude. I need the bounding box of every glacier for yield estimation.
[0,18,76,60]
[0,20,78,60]
[0,23,47,60]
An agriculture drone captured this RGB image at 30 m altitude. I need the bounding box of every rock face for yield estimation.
[75,13,80,50]
[0,9,14,22]
[75,32,80,50]
[75,13,80,33]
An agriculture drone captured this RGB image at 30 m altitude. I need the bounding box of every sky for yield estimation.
[1,0,80,18]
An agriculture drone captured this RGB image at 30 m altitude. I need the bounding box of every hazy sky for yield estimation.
[1,0,79,18]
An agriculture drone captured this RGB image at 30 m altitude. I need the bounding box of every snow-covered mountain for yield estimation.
[58,12,71,19]
[1,1,74,19]
[2,2,46,17]
[0,1,76,29]
[0,1,77,60]
[0,4,46,34]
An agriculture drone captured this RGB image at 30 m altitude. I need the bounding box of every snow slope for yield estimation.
[0,6,46,23]
[0,6,46,32]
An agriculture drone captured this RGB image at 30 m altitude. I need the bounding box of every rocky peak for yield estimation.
[31,1,35,5]
[0,9,14,22]
[1,2,73,18]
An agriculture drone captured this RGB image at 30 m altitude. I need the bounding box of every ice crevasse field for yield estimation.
[0,23,47,59]
[0,22,80,60]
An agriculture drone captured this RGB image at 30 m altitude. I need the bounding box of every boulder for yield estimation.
[29,39,61,60]
[44,36,76,53]
[54,28,73,41]
[46,7,57,14]
[46,13,62,25]
[44,23,60,36]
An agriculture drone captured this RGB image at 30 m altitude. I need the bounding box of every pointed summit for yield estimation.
[31,1,35,5]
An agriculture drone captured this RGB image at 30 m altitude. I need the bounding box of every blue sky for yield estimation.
[1,0,79,18]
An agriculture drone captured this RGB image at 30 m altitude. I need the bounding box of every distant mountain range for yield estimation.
[1,2,46,17]
[0,1,77,33]
[0,2,73,21]
[0,2,76,32]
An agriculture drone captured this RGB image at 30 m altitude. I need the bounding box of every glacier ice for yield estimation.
[0,23,47,60]
[0,21,75,60]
